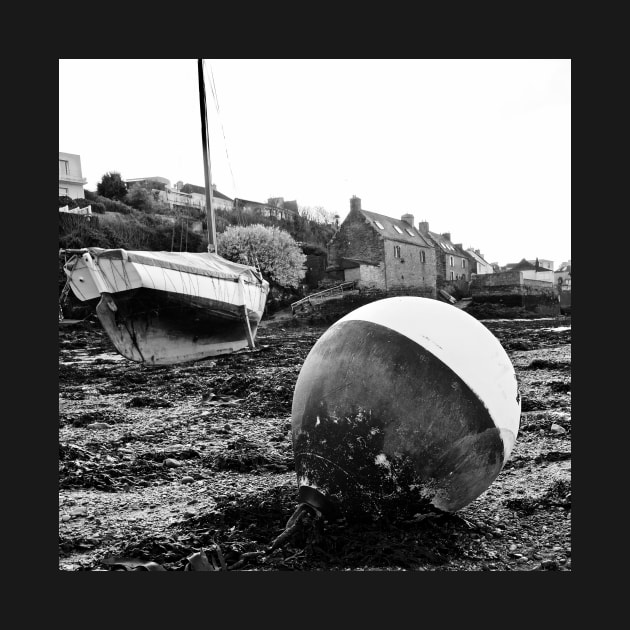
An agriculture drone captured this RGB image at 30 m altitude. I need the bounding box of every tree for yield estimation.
[97,172,128,201]
[126,184,155,213]
[217,224,307,289]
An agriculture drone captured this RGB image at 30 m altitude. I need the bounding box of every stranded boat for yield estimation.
[61,60,269,364]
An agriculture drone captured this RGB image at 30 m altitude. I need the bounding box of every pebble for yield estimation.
[164,458,183,468]
[550,423,567,434]
[61,514,71,522]
[86,422,111,430]
[509,544,518,552]
[184,508,197,517]
[70,506,88,517]
[181,476,195,484]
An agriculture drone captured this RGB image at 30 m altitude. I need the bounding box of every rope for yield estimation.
[225,502,321,570]
[208,63,238,197]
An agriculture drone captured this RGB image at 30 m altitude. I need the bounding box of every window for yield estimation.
[420,250,426,263]
[59,187,68,196]
[462,259,466,268]
[450,256,454,267]
[450,271,455,280]
[406,228,415,236]
[374,220,384,229]
[59,160,69,176]
[394,245,401,258]
[393,225,403,234]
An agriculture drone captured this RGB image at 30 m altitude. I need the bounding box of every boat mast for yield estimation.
[197,59,217,253]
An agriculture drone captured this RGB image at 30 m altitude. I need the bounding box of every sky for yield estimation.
[59,59,570,268]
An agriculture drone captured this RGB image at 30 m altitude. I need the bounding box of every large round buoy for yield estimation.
[291,296,520,517]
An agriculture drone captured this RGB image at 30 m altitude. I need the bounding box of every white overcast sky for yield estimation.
[59,59,570,268]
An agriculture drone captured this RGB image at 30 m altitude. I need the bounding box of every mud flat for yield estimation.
[59,312,571,571]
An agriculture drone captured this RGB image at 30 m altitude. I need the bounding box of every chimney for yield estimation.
[475,249,481,256]
[455,243,463,250]
[401,213,414,227]
[418,221,429,234]
[442,232,451,242]
[212,183,217,190]
[350,195,361,213]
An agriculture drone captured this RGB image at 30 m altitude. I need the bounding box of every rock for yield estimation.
[164,458,183,468]
[70,506,87,517]
[184,508,197,517]
[165,444,186,452]
[86,422,111,430]
[181,476,195,484]
[550,423,567,434]
[61,514,71,522]
[509,544,518,552]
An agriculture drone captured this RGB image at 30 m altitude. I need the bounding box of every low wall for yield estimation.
[294,287,436,324]
[471,272,558,313]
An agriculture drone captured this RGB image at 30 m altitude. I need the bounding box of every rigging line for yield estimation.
[208,63,238,199]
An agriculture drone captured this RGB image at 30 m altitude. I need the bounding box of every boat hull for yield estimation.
[96,288,262,364]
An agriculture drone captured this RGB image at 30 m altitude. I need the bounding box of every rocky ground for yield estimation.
[58,308,571,571]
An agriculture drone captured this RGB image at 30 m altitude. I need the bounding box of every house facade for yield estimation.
[234,197,297,221]
[527,258,554,271]
[59,152,87,199]
[178,182,234,212]
[466,248,494,275]
[327,196,436,295]
[506,258,554,283]
[554,260,571,292]
[124,178,234,215]
[417,222,471,286]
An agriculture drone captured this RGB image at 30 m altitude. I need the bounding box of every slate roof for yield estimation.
[358,209,432,247]
[507,258,551,272]
[425,231,463,256]
[184,183,233,201]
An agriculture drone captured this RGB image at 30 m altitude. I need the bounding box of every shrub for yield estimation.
[218,224,306,289]
[95,195,134,215]
[59,195,77,209]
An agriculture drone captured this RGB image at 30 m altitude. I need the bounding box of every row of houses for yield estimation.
[58,153,300,222]
[322,196,491,298]
[316,196,570,309]
[124,176,300,222]
[59,153,569,306]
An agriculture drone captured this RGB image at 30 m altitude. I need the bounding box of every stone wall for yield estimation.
[382,240,437,292]
[471,271,558,310]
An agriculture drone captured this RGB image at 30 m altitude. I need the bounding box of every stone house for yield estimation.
[417,222,471,287]
[326,196,436,296]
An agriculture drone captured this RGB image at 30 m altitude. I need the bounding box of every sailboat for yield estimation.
[60,60,270,365]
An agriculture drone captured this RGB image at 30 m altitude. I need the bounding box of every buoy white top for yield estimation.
[338,297,520,456]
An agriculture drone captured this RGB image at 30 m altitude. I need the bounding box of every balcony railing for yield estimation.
[59,173,87,184]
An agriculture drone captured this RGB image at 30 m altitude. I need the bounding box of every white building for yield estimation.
[59,152,87,199]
